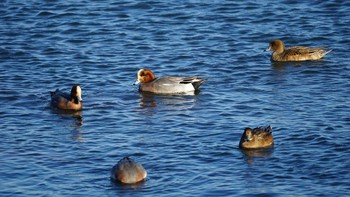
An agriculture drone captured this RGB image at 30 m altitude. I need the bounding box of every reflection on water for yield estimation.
[271,60,326,70]
[139,92,158,109]
[138,91,199,111]
[271,61,304,70]
[70,120,84,142]
[51,109,84,142]
[51,109,83,125]
[110,179,146,190]
[241,148,274,163]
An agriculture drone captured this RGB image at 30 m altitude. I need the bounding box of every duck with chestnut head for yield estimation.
[134,69,206,94]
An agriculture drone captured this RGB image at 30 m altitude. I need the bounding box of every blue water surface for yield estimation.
[1,0,350,196]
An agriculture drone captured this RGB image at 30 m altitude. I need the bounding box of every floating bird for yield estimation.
[50,85,82,110]
[239,126,274,149]
[134,69,206,94]
[111,157,147,184]
[266,40,332,61]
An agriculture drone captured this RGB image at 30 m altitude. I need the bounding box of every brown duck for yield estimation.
[239,126,274,149]
[266,40,332,61]
[111,157,147,184]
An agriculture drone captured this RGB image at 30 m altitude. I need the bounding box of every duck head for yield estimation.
[239,126,274,149]
[242,127,253,142]
[134,69,156,85]
[70,85,82,104]
[266,40,285,54]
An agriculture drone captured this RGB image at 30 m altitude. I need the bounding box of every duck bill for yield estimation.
[133,80,140,85]
[264,46,271,52]
[77,96,83,102]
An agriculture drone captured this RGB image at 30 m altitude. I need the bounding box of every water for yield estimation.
[1,0,350,196]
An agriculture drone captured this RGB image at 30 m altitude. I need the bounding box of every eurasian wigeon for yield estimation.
[266,40,332,61]
[111,157,147,184]
[134,69,206,94]
[50,85,82,111]
[239,126,274,149]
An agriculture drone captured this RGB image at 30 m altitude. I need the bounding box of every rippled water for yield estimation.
[1,0,350,196]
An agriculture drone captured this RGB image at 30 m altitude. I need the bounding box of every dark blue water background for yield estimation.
[1,0,350,196]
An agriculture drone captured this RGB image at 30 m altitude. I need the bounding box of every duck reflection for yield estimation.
[51,109,84,142]
[110,178,146,190]
[271,59,326,70]
[139,92,158,108]
[240,147,274,157]
[138,91,199,110]
[70,114,84,142]
[271,61,301,70]
[241,148,274,163]
[51,109,83,125]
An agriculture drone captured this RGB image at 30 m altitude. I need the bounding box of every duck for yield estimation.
[239,126,274,149]
[111,157,147,184]
[50,85,83,111]
[134,69,206,94]
[266,40,332,61]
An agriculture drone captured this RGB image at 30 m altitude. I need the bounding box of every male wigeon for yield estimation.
[134,69,206,94]
[266,40,332,61]
[50,85,83,111]
[239,126,274,149]
[111,157,147,184]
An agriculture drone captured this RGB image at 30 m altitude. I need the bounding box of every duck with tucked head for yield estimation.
[134,69,206,94]
[50,85,83,111]
[266,40,332,61]
[111,157,147,184]
[239,126,274,149]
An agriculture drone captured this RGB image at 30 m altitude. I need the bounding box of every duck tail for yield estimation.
[265,125,272,133]
[318,47,332,56]
[324,49,332,55]
[192,78,207,90]
[50,88,59,97]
